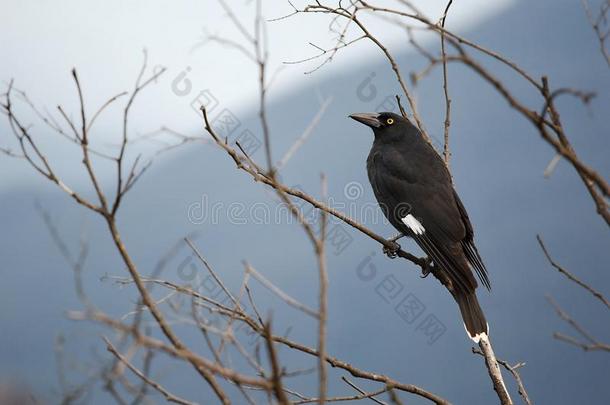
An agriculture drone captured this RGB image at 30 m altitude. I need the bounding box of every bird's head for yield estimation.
[349,112,414,141]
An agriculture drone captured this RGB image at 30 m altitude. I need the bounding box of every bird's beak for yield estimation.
[349,113,381,128]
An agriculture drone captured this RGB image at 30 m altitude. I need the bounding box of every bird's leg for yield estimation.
[389,232,405,243]
[383,233,405,259]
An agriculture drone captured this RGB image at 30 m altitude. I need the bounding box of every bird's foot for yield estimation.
[383,241,401,259]
[383,233,405,258]
[420,259,434,278]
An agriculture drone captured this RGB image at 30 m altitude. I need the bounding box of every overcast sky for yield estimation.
[0,0,514,190]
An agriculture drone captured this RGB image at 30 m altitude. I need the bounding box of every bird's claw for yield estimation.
[420,259,433,278]
[383,241,401,259]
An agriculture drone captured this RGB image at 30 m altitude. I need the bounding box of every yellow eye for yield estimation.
[386,118,394,125]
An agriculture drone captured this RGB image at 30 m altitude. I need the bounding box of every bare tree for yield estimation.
[2,0,609,404]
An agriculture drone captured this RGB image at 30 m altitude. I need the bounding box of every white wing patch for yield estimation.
[402,214,425,235]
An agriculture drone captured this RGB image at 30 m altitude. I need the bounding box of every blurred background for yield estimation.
[1,0,609,404]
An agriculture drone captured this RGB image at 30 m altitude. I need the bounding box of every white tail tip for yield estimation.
[464,323,490,343]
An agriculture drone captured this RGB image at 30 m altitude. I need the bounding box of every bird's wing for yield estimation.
[370,151,477,293]
[452,190,491,290]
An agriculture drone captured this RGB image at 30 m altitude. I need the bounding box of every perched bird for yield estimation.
[350,111,490,342]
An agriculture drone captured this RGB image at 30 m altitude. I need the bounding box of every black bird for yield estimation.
[350,111,490,341]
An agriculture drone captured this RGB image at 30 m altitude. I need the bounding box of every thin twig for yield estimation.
[547,296,610,352]
[263,321,290,405]
[246,263,319,319]
[104,337,199,405]
[317,173,329,404]
[537,235,610,310]
[439,0,453,168]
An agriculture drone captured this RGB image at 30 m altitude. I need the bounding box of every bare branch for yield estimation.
[317,173,329,404]
[477,335,513,405]
[104,337,198,405]
[472,348,531,405]
[263,321,290,404]
[439,0,453,168]
[341,376,388,405]
[276,95,333,170]
[547,296,610,352]
[581,0,610,68]
[246,263,319,319]
[537,235,610,310]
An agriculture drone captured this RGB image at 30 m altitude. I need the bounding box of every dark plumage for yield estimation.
[350,111,490,341]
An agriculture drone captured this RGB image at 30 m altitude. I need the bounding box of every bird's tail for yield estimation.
[454,291,488,342]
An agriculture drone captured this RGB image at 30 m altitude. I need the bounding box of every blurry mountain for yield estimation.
[1,0,609,403]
